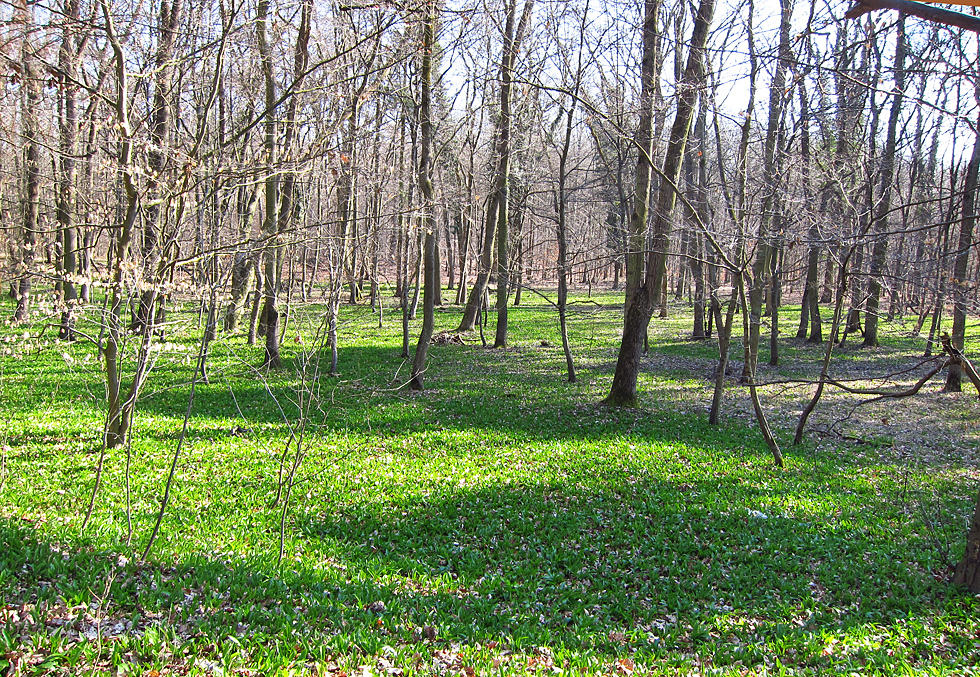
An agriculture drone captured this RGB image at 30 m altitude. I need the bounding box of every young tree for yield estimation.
[13,0,41,323]
[457,0,534,335]
[411,0,438,390]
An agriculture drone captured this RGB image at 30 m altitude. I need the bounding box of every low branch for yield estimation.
[846,0,980,33]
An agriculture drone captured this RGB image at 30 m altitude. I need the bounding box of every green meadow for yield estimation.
[1,289,979,675]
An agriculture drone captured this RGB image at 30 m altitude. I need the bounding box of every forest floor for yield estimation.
[1,288,979,676]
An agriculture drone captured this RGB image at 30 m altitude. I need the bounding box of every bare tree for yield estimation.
[13,0,40,323]
[411,0,438,391]
[457,0,534,335]
[604,0,715,406]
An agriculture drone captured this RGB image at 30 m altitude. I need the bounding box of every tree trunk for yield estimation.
[257,0,282,368]
[411,2,437,390]
[954,486,980,593]
[57,0,82,339]
[554,4,590,382]
[225,184,259,332]
[686,103,708,340]
[134,0,184,334]
[944,108,980,391]
[15,1,40,323]
[605,0,715,406]
[492,0,534,348]
[745,0,792,379]
[459,0,534,334]
[863,15,906,347]
[101,0,141,449]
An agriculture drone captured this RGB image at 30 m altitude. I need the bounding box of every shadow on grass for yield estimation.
[4,460,978,674]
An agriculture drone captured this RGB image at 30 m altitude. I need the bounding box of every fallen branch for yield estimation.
[827,359,948,403]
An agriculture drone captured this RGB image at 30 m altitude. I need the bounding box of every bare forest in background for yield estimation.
[1,0,978,372]
[2,0,980,591]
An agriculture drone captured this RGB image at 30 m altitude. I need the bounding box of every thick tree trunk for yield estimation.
[605,0,715,405]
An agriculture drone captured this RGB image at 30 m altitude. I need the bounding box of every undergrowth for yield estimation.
[1,288,979,676]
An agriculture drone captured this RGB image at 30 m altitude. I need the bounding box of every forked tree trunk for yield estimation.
[605,0,714,406]
[101,0,142,449]
[458,0,533,334]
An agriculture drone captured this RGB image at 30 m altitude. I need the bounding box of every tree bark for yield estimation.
[14,0,40,323]
[411,0,438,390]
[57,0,82,339]
[745,0,792,378]
[863,14,906,347]
[605,0,715,406]
[134,0,184,334]
[257,0,281,368]
[954,486,980,593]
[624,0,662,320]
[944,107,980,391]
[458,0,534,333]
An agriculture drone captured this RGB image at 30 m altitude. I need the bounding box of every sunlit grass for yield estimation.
[1,287,979,675]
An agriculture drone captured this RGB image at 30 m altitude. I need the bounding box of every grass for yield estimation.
[1,286,979,675]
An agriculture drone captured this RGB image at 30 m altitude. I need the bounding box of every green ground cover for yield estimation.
[1,289,979,675]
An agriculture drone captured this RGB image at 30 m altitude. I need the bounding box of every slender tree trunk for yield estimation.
[795,70,822,343]
[554,1,589,382]
[411,2,438,390]
[225,187,258,331]
[686,104,708,340]
[944,108,980,391]
[15,0,40,323]
[257,0,281,368]
[134,0,184,334]
[459,0,534,334]
[863,15,906,347]
[493,0,534,347]
[745,0,792,378]
[57,0,82,339]
[101,0,141,449]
